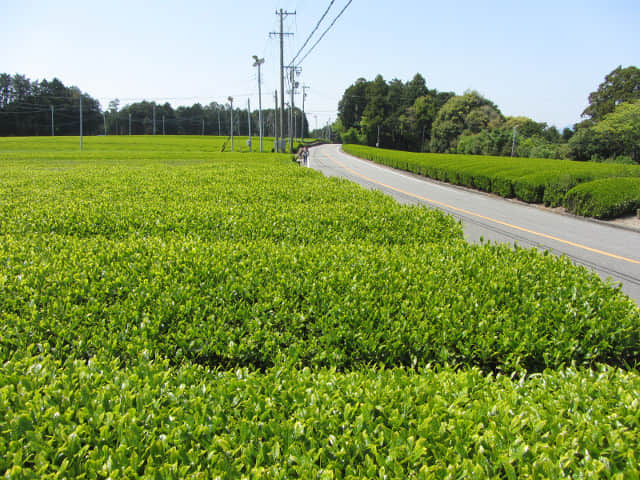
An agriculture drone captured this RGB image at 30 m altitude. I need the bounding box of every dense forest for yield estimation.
[0,74,102,136]
[334,66,640,163]
[0,74,309,139]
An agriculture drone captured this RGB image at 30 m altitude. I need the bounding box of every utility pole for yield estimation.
[289,68,294,151]
[270,8,295,152]
[288,66,301,152]
[79,94,83,151]
[248,98,252,152]
[103,114,107,136]
[217,109,221,136]
[50,105,54,136]
[286,102,290,146]
[253,55,265,153]
[228,97,234,152]
[511,125,518,157]
[202,119,205,136]
[153,104,156,136]
[302,85,309,140]
[274,90,279,150]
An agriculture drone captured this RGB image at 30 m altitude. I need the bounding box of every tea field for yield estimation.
[2,136,640,478]
[343,144,640,219]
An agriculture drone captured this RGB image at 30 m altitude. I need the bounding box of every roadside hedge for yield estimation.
[564,177,640,219]
[343,145,640,215]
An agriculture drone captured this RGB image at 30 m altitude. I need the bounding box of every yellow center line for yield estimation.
[322,148,640,266]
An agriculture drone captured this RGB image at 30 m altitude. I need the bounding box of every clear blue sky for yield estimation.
[3,0,639,130]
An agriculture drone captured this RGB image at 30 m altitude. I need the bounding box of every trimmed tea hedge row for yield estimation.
[0,154,457,245]
[564,177,640,219]
[3,234,638,372]
[3,353,640,479]
[0,135,284,157]
[343,144,640,215]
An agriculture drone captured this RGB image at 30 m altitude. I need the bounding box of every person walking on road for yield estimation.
[302,146,310,167]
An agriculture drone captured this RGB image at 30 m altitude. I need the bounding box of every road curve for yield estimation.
[308,144,640,304]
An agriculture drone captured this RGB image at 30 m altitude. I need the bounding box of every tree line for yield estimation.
[335,66,640,163]
[0,73,309,139]
[0,74,101,136]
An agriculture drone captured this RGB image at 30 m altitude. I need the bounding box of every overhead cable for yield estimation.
[289,0,336,66]
[296,0,353,67]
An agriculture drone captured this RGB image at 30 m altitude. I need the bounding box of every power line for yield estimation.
[289,0,336,67]
[296,0,353,67]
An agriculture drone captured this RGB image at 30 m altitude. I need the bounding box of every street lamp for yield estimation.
[252,55,265,153]
[228,97,234,152]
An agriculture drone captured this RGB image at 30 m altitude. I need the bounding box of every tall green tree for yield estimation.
[592,100,640,163]
[405,73,429,102]
[336,73,453,151]
[430,91,503,153]
[0,74,102,136]
[582,65,640,122]
[360,75,389,146]
[337,78,368,131]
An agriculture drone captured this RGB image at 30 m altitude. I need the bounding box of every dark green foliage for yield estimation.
[592,100,640,164]
[336,73,454,151]
[582,65,640,122]
[564,177,640,219]
[0,74,102,136]
[430,92,503,153]
[568,125,614,162]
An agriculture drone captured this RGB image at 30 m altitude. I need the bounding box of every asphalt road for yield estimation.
[308,144,640,305]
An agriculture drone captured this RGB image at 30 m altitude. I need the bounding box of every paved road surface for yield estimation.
[309,144,640,305]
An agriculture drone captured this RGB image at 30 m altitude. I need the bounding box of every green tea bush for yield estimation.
[564,177,640,219]
[3,235,638,372]
[2,137,640,478]
[1,143,638,373]
[343,144,640,217]
[2,353,640,479]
